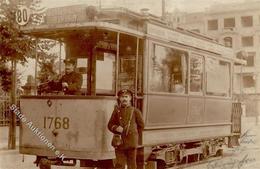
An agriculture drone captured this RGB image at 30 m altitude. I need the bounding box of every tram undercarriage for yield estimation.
[35,137,226,169]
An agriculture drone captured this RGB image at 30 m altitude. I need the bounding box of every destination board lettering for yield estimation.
[95,41,117,51]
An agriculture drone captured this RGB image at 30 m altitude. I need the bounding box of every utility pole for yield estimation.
[34,39,38,95]
[98,0,101,10]
[8,59,17,149]
[162,0,166,20]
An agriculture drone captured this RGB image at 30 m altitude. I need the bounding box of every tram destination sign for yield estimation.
[147,23,233,58]
[19,5,96,27]
[15,6,31,26]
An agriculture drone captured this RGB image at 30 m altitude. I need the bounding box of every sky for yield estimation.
[39,0,247,15]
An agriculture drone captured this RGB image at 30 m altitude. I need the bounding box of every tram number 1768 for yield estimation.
[43,116,70,129]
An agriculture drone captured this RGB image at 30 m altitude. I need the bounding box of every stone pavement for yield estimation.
[185,116,260,169]
[0,126,19,150]
[0,126,82,169]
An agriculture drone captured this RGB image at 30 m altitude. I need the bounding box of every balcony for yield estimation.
[234,66,256,74]
[242,87,256,94]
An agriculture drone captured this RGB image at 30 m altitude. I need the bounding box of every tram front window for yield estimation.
[63,30,143,96]
[96,52,116,94]
[35,29,144,96]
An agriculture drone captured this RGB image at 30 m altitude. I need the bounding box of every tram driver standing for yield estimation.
[60,58,82,95]
[108,89,144,169]
[38,58,82,95]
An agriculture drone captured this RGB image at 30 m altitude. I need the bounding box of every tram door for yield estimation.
[93,33,143,109]
[118,34,143,110]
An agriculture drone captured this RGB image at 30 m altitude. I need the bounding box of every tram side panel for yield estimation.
[204,97,232,123]
[20,97,116,160]
[143,94,232,146]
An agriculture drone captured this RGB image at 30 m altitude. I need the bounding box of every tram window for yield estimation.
[150,44,188,94]
[118,34,143,94]
[205,58,230,97]
[189,55,203,94]
[96,52,116,94]
[76,58,88,91]
[119,57,136,91]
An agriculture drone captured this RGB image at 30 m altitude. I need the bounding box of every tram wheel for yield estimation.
[156,160,166,169]
[215,149,223,157]
[39,158,51,169]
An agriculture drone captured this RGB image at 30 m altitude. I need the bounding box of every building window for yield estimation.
[241,36,254,47]
[208,19,218,30]
[243,75,255,88]
[236,50,247,60]
[241,16,253,27]
[223,37,233,48]
[224,17,235,29]
[246,52,255,66]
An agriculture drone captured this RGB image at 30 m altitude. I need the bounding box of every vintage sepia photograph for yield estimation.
[0,0,260,168]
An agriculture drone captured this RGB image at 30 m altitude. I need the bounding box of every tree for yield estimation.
[0,65,12,92]
[0,0,56,149]
[38,53,59,83]
[0,1,36,63]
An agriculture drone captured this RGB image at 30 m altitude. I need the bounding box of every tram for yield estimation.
[18,5,244,169]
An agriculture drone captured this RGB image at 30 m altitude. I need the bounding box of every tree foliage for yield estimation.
[0,0,59,90]
[38,52,59,83]
[0,65,12,92]
[0,0,36,64]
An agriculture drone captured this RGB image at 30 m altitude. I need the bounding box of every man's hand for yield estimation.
[62,82,69,88]
[115,126,123,133]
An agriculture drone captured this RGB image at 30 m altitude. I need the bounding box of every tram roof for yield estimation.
[20,5,244,62]
[21,5,212,41]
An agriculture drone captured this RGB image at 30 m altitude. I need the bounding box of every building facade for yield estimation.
[166,1,260,116]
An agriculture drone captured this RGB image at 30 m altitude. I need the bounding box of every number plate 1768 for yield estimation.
[43,116,70,129]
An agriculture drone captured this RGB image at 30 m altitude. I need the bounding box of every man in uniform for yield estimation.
[107,89,144,169]
[37,58,82,95]
[60,58,82,95]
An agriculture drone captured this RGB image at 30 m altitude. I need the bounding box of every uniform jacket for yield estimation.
[60,71,83,95]
[108,105,144,149]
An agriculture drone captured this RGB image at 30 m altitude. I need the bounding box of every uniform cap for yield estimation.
[63,58,76,65]
[117,89,133,97]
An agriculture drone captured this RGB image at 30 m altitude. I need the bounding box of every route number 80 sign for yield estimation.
[15,6,31,26]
